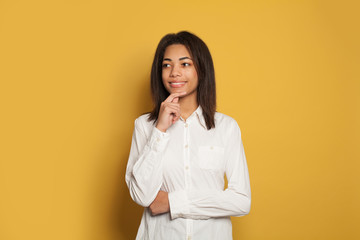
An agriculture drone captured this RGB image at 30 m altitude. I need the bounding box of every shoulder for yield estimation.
[134,113,156,134]
[135,113,151,123]
[215,112,239,127]
[214,111,241,133]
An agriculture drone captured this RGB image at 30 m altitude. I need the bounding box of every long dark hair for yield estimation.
[148,31,216,130]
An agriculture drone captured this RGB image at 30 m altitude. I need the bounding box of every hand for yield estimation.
[156,92,186,132]
[149,191,170,216]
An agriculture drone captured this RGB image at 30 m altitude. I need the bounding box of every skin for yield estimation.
[150,44,199,216]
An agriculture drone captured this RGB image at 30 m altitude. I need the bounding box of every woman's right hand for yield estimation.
[156,92,186,132]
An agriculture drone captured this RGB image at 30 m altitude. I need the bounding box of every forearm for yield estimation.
[127,149,164,207]
[168,187,251,220]
[169,122,251,220]
[126,124,170,207]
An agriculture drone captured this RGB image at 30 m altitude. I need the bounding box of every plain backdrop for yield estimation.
[0,0,359,239]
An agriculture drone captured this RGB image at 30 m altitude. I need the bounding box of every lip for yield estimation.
[169,81,186,88]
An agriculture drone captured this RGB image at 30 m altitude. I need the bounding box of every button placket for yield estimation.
[186,218,193,240]
[184,122,191,190]
[183,121,192,238]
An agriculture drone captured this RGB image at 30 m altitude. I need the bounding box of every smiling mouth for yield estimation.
[170,82,186,88]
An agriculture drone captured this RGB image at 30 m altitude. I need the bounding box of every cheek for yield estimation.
[161,72,170,89]
[161,78,167,88]
[191,70,199,85]
[162,69,169,81]
[161,70,166,81]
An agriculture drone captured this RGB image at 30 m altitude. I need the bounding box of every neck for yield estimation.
[179,92,198,120]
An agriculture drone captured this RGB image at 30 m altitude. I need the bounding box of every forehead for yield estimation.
[163,44,191,59]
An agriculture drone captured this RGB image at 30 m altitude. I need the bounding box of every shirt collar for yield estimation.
[195,105,207,129]
[179,105,207,129]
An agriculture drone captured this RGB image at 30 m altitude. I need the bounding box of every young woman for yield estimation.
[125,31,251,240]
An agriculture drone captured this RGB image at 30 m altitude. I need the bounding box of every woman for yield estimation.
[125,31,251,240]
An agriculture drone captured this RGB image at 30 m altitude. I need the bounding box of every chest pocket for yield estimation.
[197,146,225,170]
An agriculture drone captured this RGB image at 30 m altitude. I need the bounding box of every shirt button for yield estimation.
[210,146,214,150]
[187,236,192,240]
[185,166,189,170]
[157,138,160,142]
[185,144,188,148]
[185,123,188,128]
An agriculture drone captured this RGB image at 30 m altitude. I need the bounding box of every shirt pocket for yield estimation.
[197,146,225,170]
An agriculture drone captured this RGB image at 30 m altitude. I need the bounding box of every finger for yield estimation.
[170,112,181,123]
[164,105,180,112]
[172,110,181,121]
[163,104,180,113]
[165,102,180,107]
[172,97,179,103]
[172,116,180,124]
[170,110,181,117]
[165,92,187,103]
[172,115,180,124]
[164,105,180,113]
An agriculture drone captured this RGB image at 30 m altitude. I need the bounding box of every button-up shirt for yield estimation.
[125,106,251,240]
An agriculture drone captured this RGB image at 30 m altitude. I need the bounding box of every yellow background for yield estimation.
[1,0,359,239]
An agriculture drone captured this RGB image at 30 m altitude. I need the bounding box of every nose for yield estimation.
[170,64,181,77]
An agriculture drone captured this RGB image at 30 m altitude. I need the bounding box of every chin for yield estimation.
[173,89,186,93]
[167,87,185,94]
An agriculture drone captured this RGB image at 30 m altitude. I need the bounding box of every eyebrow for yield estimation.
[163,57,192,61]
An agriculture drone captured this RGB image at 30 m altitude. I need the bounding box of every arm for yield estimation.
[125,92,186,208]
[168,121,251,220]
[125,118,170,207]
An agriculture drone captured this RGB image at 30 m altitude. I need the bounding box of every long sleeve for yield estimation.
[168,121,251,220]
[125,117,170,207]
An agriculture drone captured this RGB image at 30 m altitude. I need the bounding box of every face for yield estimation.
[162,44,199,98]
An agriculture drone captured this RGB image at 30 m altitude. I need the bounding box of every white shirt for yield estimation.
[125,106,251,240]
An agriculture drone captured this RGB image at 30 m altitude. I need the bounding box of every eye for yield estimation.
[162,63,171,68]
[182,62,191,67]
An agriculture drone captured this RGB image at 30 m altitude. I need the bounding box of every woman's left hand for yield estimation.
[149,191,169,215]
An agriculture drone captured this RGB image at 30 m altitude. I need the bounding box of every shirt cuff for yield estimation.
[168,190,189,219]
[148,127,170,152]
